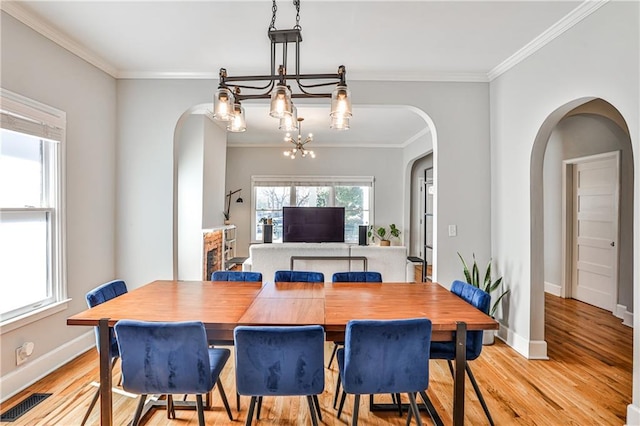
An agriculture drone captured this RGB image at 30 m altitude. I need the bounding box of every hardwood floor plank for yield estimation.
[1,294,631,425]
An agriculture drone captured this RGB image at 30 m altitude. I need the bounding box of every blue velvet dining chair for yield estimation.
[114,320,233,426]
[209,269,262,411]
[211,270,262,282]
[430,280,494,425]
[234,325,325,426]
[274,270,324,283]
[335,318,433,426]
[81,279,128,426]
[328,271,383,370]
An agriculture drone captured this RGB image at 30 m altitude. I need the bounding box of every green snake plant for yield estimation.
[457,252,510,317]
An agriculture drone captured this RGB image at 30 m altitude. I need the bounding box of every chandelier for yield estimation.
[212,0,352,133]
[284,117,315,159]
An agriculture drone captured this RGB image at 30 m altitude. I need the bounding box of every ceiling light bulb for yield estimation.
[226,103,246,132]
[270,85,293,119]
[331,84,352,118]
[213,87,234,121]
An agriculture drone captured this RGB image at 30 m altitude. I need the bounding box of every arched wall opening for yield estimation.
[172,103,439,282]
[530,97,634,357]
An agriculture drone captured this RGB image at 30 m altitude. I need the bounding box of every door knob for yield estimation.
[611,241,615,247]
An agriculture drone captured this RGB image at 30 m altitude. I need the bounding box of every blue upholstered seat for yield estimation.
[211,270,262,282]
[81,280,128,426]
[430,280,494,425]
[274,270,324,283]
[234,325,325,426]
[332,271,382,283]
[336,318,433,425]
[114,320,233,426]
[328,271,383,370]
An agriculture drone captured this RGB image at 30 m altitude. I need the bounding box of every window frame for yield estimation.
[0,88,68,334]
[251,175,374,243]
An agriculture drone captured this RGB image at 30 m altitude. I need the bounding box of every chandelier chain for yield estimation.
[269,0,277,31]
[294,0,301,30]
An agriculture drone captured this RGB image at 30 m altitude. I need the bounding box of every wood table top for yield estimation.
[67,280,499,333]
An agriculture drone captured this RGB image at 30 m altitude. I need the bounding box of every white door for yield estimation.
[571,153,619,311]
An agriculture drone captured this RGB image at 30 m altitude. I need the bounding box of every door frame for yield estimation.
[561,150,620,310]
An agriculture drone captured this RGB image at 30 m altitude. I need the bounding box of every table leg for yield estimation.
[453,321,467,426]
[99,318,112,426]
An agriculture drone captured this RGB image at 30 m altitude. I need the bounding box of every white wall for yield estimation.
[225,146,405,256]
[0,12,116,396]
[489,1,639,421]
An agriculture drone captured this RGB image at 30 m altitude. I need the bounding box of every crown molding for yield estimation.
[1,1,118,78]
[227,142,406,149]
[488,0,609,81]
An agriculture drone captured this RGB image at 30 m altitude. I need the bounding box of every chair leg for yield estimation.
[333,373,342,409]
[395,393,403,417]
[337,390,347,418]
[446,359,455,377]
[465,363,495,426]
[352,394,361,426]
[216,378,233,420]
[419,390,444,426]
[256,395,263,419]
[237,391,241,411]
[307,395,319,426]
[328,343,339,368]
[196,394,206,426]
[312,395,322,421]
[167,394,175,419]
[408,392,424,426]
[245,396,257,426]
[81,357,118,426]
[131,394,147,426]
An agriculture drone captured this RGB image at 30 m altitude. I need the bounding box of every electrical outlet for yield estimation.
[448,225,457,237]
[16,347,26,366]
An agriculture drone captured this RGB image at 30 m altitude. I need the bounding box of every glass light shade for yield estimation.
[330,85,352,118]
[330,115,350,130]
[213,87,234,121]
[270,85,293,118]
[227,104,246,132]
[279,106,298,131]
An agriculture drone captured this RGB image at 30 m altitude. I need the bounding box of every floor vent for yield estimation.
[0,393,51,422]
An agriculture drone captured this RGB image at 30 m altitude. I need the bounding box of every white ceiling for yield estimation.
[4,0,588,147]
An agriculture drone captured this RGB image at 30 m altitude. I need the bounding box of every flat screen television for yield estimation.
[282,207,345,243]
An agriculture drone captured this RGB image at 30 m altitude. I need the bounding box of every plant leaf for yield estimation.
[490,289,510,317]
[483,259,492,292]
[458,252,472,284]
[471,254,480,287]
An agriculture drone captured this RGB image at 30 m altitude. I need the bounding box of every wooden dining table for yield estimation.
[67,280,499,426]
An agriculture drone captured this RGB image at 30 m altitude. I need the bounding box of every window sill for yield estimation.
[0,299,71,335]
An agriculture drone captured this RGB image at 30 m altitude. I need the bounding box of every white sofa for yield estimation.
[242,243,415,282]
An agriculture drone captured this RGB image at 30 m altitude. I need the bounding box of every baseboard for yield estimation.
[497,324,549,360]
[627,402,640,426]
[616,304,634,328]
[0,331,94,403]
[544,281,562,297]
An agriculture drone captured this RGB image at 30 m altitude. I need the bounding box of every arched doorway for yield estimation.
[530,97,634,356]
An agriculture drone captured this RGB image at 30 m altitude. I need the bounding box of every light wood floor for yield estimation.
[1,294,632,425]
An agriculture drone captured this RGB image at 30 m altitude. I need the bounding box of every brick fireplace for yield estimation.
[203,229,223,280]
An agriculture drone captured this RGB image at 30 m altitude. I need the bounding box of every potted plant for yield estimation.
[457,252,509,345]
[259,217,273,243]
[368,224,401,246]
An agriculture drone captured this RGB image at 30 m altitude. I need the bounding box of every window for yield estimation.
[1,89,66,327]
[252,176,373,243]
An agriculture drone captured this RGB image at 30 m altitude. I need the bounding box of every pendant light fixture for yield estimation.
[283,117,315,159]
[212,0,352,133]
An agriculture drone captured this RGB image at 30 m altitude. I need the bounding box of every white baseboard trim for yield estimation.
[544,281,561,297]
[616,304,634,328]
[0,331,94,403]
[627,402,640,426]
[497,324,549,360]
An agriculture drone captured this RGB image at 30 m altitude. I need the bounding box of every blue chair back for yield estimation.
[332,271,382,282]
[340,318,432,394]
[431,280,490,360]
[274,270,324,283]
[86,280,128,358]
[212,270,263,282]
[115,320,214,395]
[234,325,325,396]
